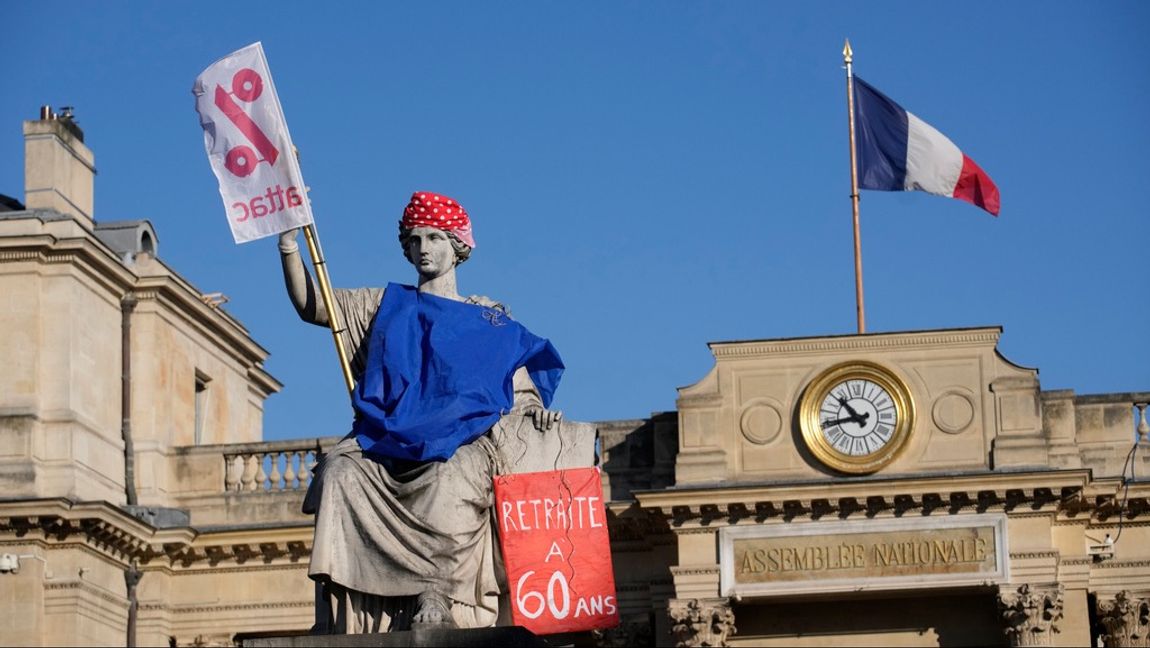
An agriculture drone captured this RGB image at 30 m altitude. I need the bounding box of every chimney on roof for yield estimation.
[24,104,96,227]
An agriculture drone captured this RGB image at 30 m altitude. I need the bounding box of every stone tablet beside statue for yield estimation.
[278,191,595,633]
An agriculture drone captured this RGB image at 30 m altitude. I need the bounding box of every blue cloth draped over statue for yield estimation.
[351,282,564,462]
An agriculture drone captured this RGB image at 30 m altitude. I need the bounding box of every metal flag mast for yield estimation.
[301,223,355,394]
[844,39,866,334]
[290,146,354,395]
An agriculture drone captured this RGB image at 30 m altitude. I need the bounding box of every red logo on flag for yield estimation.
[213,68,280,177]
[494,467,619,635]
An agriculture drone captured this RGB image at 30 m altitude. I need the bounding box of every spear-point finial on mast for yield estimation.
[843,39,853,64]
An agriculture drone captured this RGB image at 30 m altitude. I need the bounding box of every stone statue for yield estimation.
[278,191,566,633]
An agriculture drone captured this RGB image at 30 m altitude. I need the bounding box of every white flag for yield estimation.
[193,42,313,243]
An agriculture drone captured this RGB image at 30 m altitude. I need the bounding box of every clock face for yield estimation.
[818,379,898,457]
[799,362,915,474]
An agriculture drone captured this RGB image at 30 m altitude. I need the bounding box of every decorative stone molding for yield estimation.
[0,499,312,571]
[708,329,1000,358]
[932,390,976,434]
[997,583,1064,646]
[635,470,1097,525]
[669,598,735,647]
[185,634,237,647]
[1097,591,1150,647]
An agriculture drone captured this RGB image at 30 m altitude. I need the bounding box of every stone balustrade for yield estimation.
[166,438,340,527]
[222,441,325,493]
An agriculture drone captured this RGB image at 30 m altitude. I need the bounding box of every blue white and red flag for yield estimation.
[853,76,1000,216]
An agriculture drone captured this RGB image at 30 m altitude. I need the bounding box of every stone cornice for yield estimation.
[0,236,136,304]
[132,272,279,390]
[606,502,673,542]
[634,470,1107,525]
[44,579,129,611]
[0,216,281,396]
[1092,559,1150,571]
[0,498,312,571]
[0,498,196,563]
[708,327,1002,360]
[138,599,312,614]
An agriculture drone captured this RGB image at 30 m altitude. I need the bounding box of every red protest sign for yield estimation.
[494,467,619,635]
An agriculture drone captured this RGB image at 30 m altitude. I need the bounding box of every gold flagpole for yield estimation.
[844,39,866,334]
[302,223,355,394]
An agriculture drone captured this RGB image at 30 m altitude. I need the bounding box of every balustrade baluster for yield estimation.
[225,455,241,492]
[283,451,298,490]
[255,453,269,490]
[217,445,330,494]
[268,452,282,491]
[241,454,259,491]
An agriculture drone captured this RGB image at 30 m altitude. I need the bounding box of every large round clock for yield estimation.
[798,361,915,474]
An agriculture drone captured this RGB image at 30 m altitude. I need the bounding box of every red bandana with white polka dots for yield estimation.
[400,191,476,249]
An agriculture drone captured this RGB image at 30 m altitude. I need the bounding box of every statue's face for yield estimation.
[405,226,456,279]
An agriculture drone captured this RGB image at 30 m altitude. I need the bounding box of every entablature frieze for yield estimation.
[44,579,130,611]
[605,502,673,543]
[137,599,312,615]
[1091,559,1150,571]
[634,470,1150,528]
[1010,551,1061,561]
[0,498,312,572]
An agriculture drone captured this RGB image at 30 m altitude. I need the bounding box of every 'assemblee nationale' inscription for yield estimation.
[734,526,996,584]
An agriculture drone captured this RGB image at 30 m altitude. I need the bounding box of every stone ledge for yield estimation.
[242,627,548,647]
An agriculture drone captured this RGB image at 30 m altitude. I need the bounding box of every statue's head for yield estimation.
[398,192,474,276]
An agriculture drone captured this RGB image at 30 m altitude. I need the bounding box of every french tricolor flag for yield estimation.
[854,76,1000,216]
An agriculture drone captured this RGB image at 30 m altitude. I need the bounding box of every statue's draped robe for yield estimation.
[303,285,563,633]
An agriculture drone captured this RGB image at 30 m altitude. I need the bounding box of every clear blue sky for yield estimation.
[2,2,1147,441]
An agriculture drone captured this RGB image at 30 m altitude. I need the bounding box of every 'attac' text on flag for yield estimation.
[193,42,314,243]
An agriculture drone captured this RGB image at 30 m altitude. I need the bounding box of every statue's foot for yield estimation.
[412,590,455,628]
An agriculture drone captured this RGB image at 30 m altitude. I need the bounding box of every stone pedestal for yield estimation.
[242,626,548,647]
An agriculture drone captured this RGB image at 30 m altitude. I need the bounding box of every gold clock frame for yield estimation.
[799,361,915,475]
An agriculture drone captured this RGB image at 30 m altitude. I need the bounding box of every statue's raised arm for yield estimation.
[290,192,573,634]
[278,227,328,326]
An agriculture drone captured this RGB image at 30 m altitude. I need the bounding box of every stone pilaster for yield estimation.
[998,583,1064,646]
[668,598,735,648]
[1097,591,1150,648]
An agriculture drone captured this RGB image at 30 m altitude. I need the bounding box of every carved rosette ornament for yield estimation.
[997,583,1064,647]
[1097,591,1150,647]
[669,598,736,648]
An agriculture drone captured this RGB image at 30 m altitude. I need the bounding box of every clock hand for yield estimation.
[837,396,863,419]
[835,396,871,427]
[821,416,857,429]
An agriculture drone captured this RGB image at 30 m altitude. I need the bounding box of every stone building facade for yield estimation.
[1,111,1147,647]
[616,330,1150,647]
